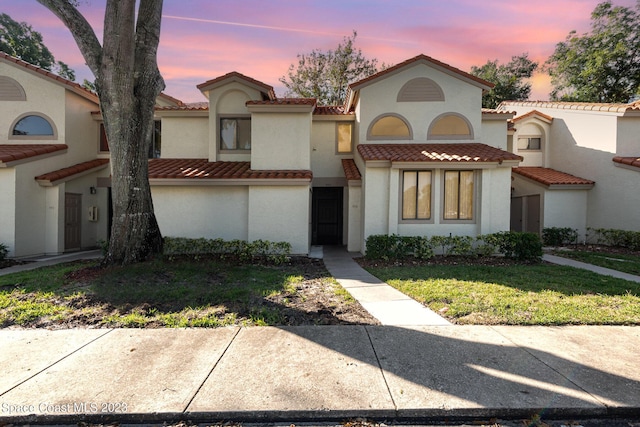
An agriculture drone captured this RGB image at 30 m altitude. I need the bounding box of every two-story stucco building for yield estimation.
[2,52,524,258]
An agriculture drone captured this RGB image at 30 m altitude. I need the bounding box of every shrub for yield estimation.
[487,231,543,261]
[0,242,8,261]
[163,237,291,264]
[542,227,578,246]
[590,228,640,251]
[430,235,473,256]
[364,234,416,260]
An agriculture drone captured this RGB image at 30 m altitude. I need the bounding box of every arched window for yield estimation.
[428,113,473,140]
[10,114,57,139]
[367,114,412,140]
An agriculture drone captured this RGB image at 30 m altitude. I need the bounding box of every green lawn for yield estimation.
[364,262,640,325]
[0,257,348,328]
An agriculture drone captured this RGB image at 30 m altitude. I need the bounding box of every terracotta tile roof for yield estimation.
[512,110,554,123]
[148,159,312,181]
[0,52,98,103]
[246,98,316,106]
[342,159,361,181]
[513,167,595,187]
[482,108,515,115]
[500,100,640,114]
[155,102,209,111]
[157,92,185,107]
[350,54,494,91]
[197,71,276,100]
[315,106,351,115]
[357,143,522,164]
[35,158,109,184]
[613,156,640,169]
[0,144,68,165]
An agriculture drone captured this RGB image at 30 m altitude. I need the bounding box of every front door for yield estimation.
[312,187,343,245]
[65,193,82,251]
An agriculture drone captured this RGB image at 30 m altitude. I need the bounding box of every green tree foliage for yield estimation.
[280,31,380,106]
[546,1,640,103]
[0,13,75,81]
[470,53,538,109]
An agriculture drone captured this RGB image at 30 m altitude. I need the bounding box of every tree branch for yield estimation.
[35,0,102,76]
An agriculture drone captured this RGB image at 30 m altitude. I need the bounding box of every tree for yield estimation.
[37,0,165,265]
[546,1,640,103]
[470,54,538,109]
[0,12,75,80]
[280,31,380,105]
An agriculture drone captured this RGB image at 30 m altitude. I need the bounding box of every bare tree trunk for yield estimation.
[37,0,164,265]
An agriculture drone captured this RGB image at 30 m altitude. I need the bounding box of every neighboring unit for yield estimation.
[500,101,640,241]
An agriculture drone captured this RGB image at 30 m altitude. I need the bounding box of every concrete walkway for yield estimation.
[322,246,451,326]
[0,325,639,424]
[543,253,640,283]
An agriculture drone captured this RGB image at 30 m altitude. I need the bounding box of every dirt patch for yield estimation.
[4,257,380,329]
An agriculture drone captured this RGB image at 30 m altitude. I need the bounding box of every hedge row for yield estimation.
[365,231,543,262]
[163,237,291,264]
[542,227,640,251]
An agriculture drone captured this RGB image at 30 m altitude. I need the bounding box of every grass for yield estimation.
[0,257,343,328]
[552,249,640,275]
[364,261,640,325]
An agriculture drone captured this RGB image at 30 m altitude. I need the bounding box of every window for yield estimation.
[99,121,162,158]
[428,113,473,140]
[220,117,251,150]
[402,171,432,220]
[12,115,54,136]
[444,170,474,220]
[367,114,412,139]
[336,122,353,153]
[518,137,541,150]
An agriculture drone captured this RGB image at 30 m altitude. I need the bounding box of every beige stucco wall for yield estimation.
[247,186,310,254]
[356,64,484,146]
[544,190,589,238]
[346,185,362,252]
[311,119,354,178]
[481,119,509,151]
[251,112,311,170]
[616,117,640,156]
[152,185,249,241]
[0,168,16,256]
[158,116,209,158]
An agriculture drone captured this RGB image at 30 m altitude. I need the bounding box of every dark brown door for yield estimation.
[65,193,82,250]
[312,187,343,245]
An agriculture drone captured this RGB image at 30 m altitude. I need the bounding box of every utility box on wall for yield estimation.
[88,206,98,222]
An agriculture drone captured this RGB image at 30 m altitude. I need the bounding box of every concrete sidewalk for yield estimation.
[0,325,639,424]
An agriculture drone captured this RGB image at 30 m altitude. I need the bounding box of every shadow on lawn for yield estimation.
[0,256,379,328]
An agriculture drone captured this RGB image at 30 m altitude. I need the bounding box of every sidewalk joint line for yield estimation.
[488,325,609,409]
[182,327,241,413]
[364,326,398,414]
[0,328,114,397]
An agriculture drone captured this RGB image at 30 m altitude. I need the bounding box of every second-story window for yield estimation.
[220,117,251,151]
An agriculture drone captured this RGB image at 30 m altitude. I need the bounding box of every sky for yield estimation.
[2,0,637,103]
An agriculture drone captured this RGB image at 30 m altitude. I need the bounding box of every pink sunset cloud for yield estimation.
[2,0,637,103]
